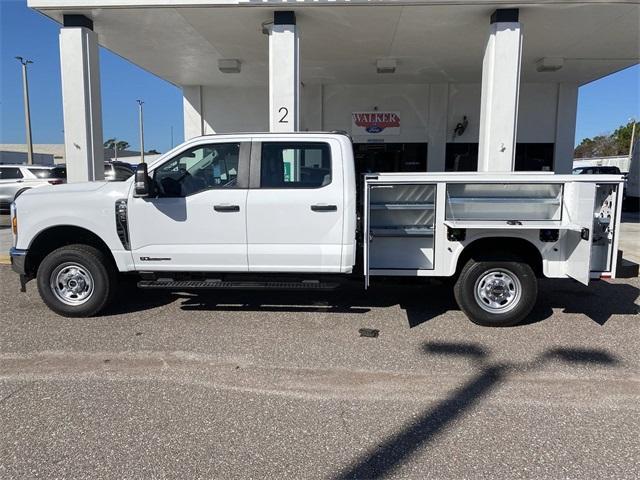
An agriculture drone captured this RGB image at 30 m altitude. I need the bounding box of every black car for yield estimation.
[572,165,621,175]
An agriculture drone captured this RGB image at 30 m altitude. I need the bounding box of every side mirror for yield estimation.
[134,163,151,197]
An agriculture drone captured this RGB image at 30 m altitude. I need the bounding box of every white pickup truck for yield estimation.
[9,132,625,327]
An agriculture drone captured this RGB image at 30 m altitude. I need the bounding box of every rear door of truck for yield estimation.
[246,138,345,273]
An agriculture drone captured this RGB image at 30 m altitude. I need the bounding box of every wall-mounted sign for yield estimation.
[352,111,400,136]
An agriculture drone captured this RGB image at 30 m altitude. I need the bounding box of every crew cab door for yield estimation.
[246,139,344,272]
[562,181,596,285]
[128,141,250,271]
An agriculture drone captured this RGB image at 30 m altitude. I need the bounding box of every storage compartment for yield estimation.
[369,236,434,269]
[368,183,436,270]
[590,183,619,272]
[446,183,562,221]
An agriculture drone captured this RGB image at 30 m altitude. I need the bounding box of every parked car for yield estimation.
[572,165,621,175]
[105,161,135,181]
[0,165,65,216]
[9,133,626,327]
[52,162,135,183]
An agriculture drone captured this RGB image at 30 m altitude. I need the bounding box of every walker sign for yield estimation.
[352,111,401,136]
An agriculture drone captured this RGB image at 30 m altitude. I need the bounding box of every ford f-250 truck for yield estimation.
[9,132,625,327]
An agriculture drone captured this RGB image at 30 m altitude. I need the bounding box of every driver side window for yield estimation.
[154,143,240,197]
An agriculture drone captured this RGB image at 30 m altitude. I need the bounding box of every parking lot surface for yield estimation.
[0,264,638,479]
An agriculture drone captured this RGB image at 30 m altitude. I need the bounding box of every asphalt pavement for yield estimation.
[1,265,638,479]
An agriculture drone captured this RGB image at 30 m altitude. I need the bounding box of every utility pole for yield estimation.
[15,57,34,165]
[170,125,174,149]
[629,119,636,161]
[137,100,145,163]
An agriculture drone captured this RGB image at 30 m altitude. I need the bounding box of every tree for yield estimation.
[104,139,131,161]
[103,139,130,152]
[575,120,636,158]
[116,140,130,152]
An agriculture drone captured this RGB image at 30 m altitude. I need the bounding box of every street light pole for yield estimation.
[137,100,145,163]
[15,57,34,165]
[629,119,636,162]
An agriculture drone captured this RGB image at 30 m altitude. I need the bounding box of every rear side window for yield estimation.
[28,168,57,179]
[51,166,67,179]
[260,142,331,189]
[0,167,23,180]
[113,165,134,181]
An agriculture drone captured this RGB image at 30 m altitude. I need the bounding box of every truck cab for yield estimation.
[127,133,356,274]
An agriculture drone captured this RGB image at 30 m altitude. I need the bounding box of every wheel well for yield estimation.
[455,237,543,277]
[25,225,116,276]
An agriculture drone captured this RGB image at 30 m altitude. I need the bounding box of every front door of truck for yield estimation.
[246,140,344,272]
[128,141,250,271]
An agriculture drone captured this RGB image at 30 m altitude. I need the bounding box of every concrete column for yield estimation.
[59,16,104,182]
[554,83,579,173]
[268,11,299,132]
[183,85,206,139]
[478,9,523,172]
[427,84,448,172]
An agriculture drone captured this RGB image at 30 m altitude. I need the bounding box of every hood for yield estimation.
[21,181,110,197]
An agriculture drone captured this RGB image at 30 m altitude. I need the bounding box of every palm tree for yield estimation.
[103,139,130,160]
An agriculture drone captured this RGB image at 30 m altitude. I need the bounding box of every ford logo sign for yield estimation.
[366,125,383,134]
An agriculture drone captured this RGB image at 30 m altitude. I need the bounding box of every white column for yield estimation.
[427,84,448,172]
[269,11,299,132]
[478,9,523,172]
[183,85,205,139]
[59,21,104,182]
[554,83,579,174]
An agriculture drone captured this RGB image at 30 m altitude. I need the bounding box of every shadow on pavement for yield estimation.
[104,276,638,327]
[530,278,639,326]
[175,280,458,325]
[334,342,620,479]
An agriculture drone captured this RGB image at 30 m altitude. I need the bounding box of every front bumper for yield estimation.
[10,247,27,275]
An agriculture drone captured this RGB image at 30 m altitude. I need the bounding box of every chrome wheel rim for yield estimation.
[50,262,95,306]
[474,269,521,314]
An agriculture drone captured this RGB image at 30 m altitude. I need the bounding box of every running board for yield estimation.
[137,279,340,291]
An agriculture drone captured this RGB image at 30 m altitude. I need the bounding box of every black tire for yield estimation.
[454,255,537,327]
[36,244,117,317]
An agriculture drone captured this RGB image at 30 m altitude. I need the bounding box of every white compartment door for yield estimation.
[363,182,371,289]
[563,182,596,285]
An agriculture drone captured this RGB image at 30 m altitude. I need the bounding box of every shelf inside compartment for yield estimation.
[446,197,560,205]
[370,183,436,205]
[443,220,581,231]
[370,202,435,210]
[370,226,435,237]
[445,183,563,221]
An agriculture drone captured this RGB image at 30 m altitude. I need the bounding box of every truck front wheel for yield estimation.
[454,256,537,327]
[36,244,117,317]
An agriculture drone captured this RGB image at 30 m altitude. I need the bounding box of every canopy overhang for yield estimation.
[28,1,639,88]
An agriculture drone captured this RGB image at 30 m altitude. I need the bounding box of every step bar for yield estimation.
[137,279,340,291]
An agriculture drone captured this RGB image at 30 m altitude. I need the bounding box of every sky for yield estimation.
[0,0,638,153]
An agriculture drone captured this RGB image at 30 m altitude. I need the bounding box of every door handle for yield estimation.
[311,204,337,212]
[214,204,240,212]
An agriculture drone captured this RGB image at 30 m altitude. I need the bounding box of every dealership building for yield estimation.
[28,0,639,182]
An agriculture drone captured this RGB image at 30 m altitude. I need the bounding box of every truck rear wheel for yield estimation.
[454,256,537,327]
[37,244,116,317]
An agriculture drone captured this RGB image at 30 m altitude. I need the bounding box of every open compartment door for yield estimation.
[363,181,371,289]
[563,182,597,285]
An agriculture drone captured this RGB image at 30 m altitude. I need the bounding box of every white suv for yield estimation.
[0,165,65,216]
